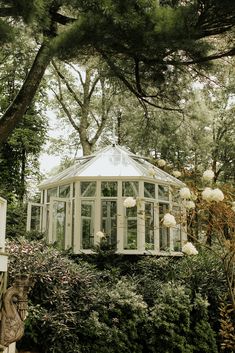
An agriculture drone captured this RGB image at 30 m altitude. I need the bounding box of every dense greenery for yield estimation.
[0,2,234,351]
[7,238,232,353]
[1,1,235,142]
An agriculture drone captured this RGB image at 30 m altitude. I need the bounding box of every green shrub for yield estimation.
[7,239,223,353]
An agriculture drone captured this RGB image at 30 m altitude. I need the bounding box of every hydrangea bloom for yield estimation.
[96,231,105,239]
[204,126,212,132]
[172,170,181,178]
[148,168,156,177]
[202,169,214,181]
[182,242,198,255]
[158,159,166,167]
[182,200,195,209]
[163,213,176,227]
[179,187,191,199]
[123,197,136,208]
[210,188,224,202]
[202,187,213,201]
[202,187,224,202]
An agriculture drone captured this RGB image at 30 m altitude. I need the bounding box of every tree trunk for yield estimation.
[19,148,26,204]
[0,41,52,143]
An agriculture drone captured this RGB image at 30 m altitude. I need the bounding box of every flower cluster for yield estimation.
[163,213,176,227]
[202,169,214,181]
[182,242,198,255]
[96,231,105,239]
[179,187,191,199]
[148,168,156,177]
[158,159,166,167]
[202,188,224,202]
[123,197,136,208]
[172,170,181,178]
[182,200,195,210]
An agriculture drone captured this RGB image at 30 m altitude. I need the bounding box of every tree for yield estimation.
[0,33,47,202]
[1,0,235,142]
[49,58,117,155]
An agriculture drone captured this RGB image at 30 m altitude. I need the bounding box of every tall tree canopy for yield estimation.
[0,0,235,142]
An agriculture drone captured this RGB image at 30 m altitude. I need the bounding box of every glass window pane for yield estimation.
[52,201,66,250]
[59,184,70,198]
[172,206,181,251]
[172,227,181,251]
[81,182,96,197]
[101,200,117,247]
[158,185,169,201]
[122,181,139,197]
[30,205,42,231]
[101,182,118,197]
[73,182,76,197]
[124,206,137,249]
[144,182,155,198]
[81,200,94,249]
[159,203,170,251]
[42,190,45,203]
[160,227,170,251]
[47,188,58,202]
[145,202,154,250]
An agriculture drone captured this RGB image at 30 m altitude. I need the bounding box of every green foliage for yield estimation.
[5,200,27,238]
[143,283,193,353]
[6,239,226,353]
[0,19,14,44]
[132,251,227,330]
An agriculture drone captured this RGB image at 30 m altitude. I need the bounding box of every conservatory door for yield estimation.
[48,197,71,250]
[101,200,117,247]
[81,200,95,249]
[26,203,45,233]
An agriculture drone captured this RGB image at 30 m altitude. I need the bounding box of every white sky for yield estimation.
[39,109,62,174]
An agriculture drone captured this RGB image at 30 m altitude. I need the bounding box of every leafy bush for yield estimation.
[7,239,147,353]
[6,239,225,353]
[142,284,218,353]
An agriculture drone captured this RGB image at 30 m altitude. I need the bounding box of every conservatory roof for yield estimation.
[39,145,184,188]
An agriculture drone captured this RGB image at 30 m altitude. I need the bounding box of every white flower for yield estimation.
[210,188,224,202]
[148,168,156,177]
[179,187,191,199]
[204,126,212,132]
[172,170,181,178]
[158,159,166,167]
[202,169,214,181]
[96,231,105,239]
[182,242,198,255]
[163,213,176,227]
[202,188,224,202]
[202,187,213,201]
[182,200,195,209]
[123,197,136,208]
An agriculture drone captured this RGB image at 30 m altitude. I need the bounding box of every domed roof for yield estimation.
[39,145,184,188]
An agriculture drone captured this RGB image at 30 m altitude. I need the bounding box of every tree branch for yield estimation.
[0,41,52,143]
[51,60,83,108]
[98,49,181,112]
[51,87,79,132]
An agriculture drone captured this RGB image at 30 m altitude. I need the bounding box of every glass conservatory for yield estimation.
[27,145,187,255]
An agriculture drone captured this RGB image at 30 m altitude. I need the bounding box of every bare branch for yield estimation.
[51,86,79,132]
[51,60,83,108]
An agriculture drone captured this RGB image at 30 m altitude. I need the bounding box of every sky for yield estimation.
[39,110,63,175]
